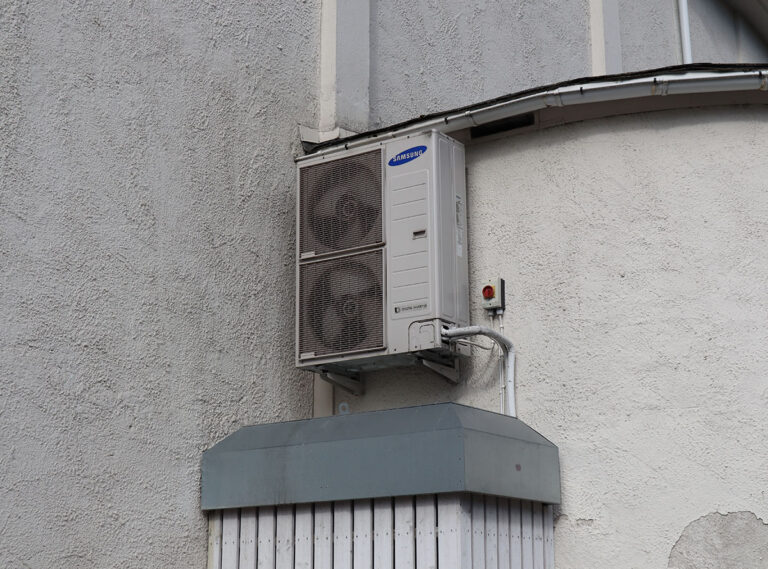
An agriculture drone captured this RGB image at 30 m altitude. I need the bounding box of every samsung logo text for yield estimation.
[388,146,427,166]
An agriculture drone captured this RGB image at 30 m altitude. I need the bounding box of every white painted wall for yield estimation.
[340,106,768,567]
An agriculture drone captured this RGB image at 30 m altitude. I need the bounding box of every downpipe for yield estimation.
[678,0,693,64]
[443,326,517,417]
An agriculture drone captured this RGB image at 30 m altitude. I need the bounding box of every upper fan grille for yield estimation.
[299,250,384,359]
[300,149,382,256]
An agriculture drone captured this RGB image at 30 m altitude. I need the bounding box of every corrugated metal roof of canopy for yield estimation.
[302,63,768,157]
[201,402,560,510]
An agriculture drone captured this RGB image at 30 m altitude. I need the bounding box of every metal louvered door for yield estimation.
[297,149,386,363]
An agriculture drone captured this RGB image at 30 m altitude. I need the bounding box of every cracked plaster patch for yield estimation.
[668,511,768,569]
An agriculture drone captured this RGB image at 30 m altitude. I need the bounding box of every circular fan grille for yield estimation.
[300,251,384,357]
[300,150,382,256]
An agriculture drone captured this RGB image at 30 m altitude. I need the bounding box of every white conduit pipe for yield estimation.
[678,0,693,64]
[443,326,517,418]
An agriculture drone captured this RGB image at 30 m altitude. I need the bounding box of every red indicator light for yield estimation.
[482,285,495,300]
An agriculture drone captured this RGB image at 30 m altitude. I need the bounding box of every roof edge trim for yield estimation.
[298,64,768,161]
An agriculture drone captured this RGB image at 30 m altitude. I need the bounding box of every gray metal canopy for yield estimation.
[201,403,560,510]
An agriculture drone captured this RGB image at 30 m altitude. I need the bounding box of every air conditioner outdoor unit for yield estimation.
[295,131,469,386]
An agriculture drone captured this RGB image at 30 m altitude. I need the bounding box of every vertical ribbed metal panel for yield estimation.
[299,149,382,257]
[208,494,555,569]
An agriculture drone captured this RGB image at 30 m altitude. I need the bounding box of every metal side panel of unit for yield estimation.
[427,131,468,328]
[384,134,436,353]
[435,133,457,322]
[453,137,469,326]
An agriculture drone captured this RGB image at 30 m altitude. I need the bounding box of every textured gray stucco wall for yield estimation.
[369,0,767,130]
[689,0,768,63]
[618,0,768,72]
[369,0,592,128]
[339,107,768,568]
[3,0,768,567]
[690,0,741,61]
[0,2,318,567]
[618,0,684,71]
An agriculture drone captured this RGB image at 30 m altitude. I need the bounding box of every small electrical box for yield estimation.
[481,277,505,311]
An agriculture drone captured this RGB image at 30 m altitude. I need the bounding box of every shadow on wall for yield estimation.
[668,511,768,569]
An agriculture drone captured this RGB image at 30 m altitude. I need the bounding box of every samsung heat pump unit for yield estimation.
[296,131,469,385]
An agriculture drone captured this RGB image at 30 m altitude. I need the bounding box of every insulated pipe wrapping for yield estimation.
[443,326,517,417]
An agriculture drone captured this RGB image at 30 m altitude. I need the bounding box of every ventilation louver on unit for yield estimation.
[300,250,384,358]
[299,150,383,258]
[296,132,470,387]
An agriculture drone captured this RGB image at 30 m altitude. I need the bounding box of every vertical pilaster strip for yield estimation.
[318,0,370,134]
[312,376,334,418]
[602,0,623,73]
[589,0,607,75]
[335,0,371,132]
[319,0,338,132]
[589,0,622,75]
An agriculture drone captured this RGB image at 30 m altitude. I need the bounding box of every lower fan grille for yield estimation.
[299,250,384,359]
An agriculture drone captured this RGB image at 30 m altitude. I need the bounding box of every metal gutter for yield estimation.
[298,64,768,161]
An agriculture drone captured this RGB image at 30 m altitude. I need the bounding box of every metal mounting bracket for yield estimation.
[319,370,364,396]
[419,358,461,384]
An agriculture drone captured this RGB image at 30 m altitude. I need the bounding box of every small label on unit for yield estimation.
[455,195,465,257]
[394,302,428,314]
[299,352,315,359]
[388,145,427,167]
